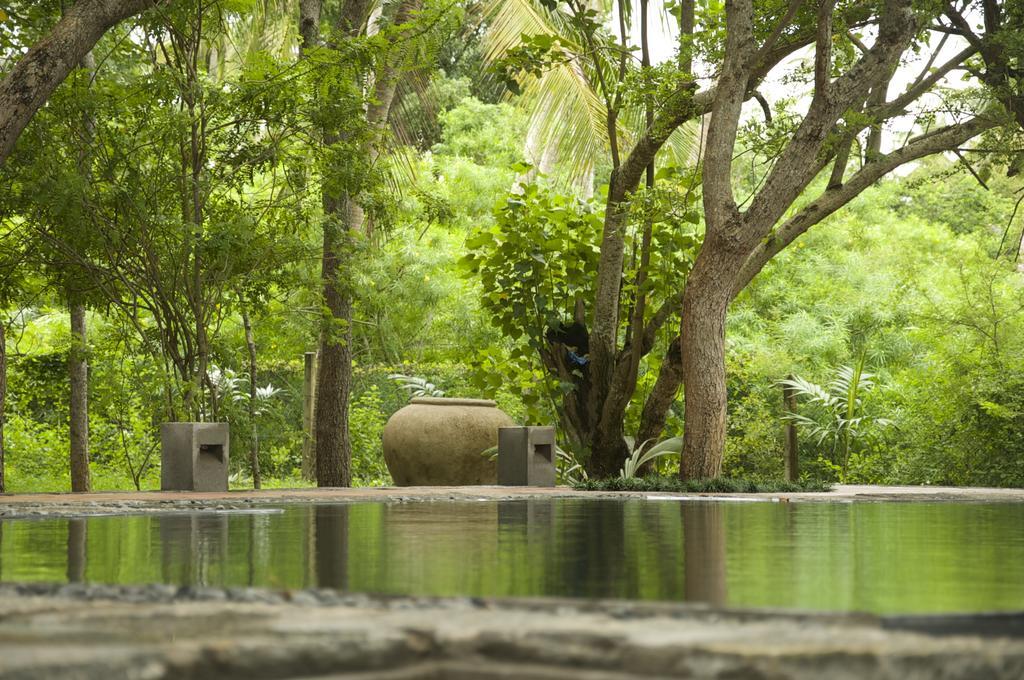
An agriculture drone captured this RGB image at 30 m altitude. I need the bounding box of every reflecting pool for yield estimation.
[2,499,1023,614]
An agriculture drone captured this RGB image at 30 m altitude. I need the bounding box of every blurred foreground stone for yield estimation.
[0,583,1021,679]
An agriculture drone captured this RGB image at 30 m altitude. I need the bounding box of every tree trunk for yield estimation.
[309,0,419,488]
[783,377,799,481]
[242,310,261,489]
[588,422,630,479]
[313,199,355,487]
[0,0,163,165]
[67,22,95,495]
[0,320,5,493]
[636,337,683,446]
[66,519,87,582]
[679,253,733,480]
[302,351,317,480]
[69,302,90,492]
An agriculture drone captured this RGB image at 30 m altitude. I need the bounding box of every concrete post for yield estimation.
[498,426,556,487]
[161,422,229,492]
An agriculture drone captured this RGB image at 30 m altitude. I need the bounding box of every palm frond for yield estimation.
[662,121,700,167]
[779,375,833,406]
[388,373,445,398]
[556,444,588,484]
[482,0,611,186]
[783,354,893,482]
[520,63,609,183]
[619,436,682,479]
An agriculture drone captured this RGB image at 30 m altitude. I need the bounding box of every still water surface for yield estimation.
[1,499,1022,614]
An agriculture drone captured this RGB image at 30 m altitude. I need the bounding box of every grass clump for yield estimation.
[574,476,832,493]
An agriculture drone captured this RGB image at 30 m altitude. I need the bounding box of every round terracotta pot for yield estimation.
[382,397,515,486]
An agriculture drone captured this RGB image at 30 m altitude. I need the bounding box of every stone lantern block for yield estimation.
[160,422,230,492]
[498,426,556,487]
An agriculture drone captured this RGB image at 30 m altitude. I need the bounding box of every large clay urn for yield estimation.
[382,397,515,485]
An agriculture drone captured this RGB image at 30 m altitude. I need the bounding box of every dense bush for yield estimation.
[721,169,1024,488]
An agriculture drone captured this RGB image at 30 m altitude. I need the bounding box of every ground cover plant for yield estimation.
[575,476,831,494]
[1,0,1024,492]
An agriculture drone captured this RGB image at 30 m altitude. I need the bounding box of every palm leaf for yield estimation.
[481,0,613,185]
[388,373,445,398]
[619,436,682,479]
[520,63,609,184]
[482,0,700,189]
[779,375,833,406]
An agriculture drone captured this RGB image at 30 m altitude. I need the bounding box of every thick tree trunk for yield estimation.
[0,0,163,165]
[69,302,90,492]
[313,200,355,487]
[309,0,419,488]
[679,253,734,480]
[588,422,630,479]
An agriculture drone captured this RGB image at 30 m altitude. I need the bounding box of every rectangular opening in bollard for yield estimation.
[162,422,229,492]
[199,443,224,462]
[499,426,556,487]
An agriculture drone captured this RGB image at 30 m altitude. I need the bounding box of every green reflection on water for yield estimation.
[1,500,1022,614]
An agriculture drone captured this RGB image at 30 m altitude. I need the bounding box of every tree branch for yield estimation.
[754,0,804,65]
[733,113,997,296]
[0,0,166,165]
[877,45,976,120]
[814,0,836,95]
[703,0,756,227]
[743,0,917,233]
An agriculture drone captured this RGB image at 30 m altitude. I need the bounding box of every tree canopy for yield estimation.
[1,0,1023,492]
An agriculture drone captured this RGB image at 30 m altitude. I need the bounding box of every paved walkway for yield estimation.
[1,483,1023,506]
[0,483,1021,519]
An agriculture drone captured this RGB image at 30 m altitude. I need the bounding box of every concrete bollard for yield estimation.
[161,422,230,492]
[498,426,556,487]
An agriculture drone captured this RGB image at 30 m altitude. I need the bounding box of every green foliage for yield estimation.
[349,386,391,486]
[459,184,603,424]
[555,444,588,485]
[491,33,570,95]
[388,373,446,399]
[780,359,894,482]
[462,184,604,344]
[4,414,68,484]
[3,0,312,419]
[433,97,528,169]
[619,437,683,479]
[886,157,1019,239]
[3,0,1024,496]
[460,173,699,453]
[725,160,1024,488]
